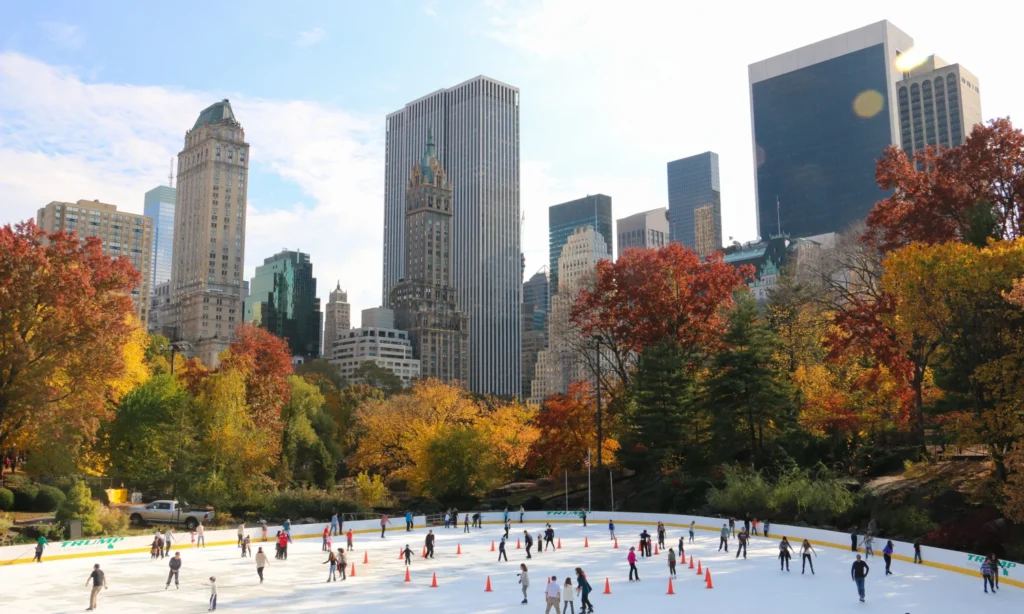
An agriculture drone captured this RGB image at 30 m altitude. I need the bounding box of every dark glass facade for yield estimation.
[244,250,323,358]
[667,152,721,256]
[548,195,612,295]
[752,44,892,239]
[144,186,176,292]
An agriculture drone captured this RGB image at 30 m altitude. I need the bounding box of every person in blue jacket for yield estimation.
[575,567,594,614]
[405,510,413,532]
[608,519,616,540]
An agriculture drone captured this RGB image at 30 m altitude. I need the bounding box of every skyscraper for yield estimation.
[389,132,470,384]
[244,250,322,359]
[896,55,982,156]
[549,195,612,296]
[144,185,176,332]
[170,99,250,366]
[667,152,721,257]
[37,199,153,322]
[617,208,669,254]
[323,282,351,359]
[521,269,549,398]
[382,76,521,396]
[749,21,914,240]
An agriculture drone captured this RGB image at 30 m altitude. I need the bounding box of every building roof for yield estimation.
[193,99,238,130]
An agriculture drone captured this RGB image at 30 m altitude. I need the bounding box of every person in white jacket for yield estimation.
[518,563,530,604]
[255,547,268,583]
[163,528,174,557]
[196,522,205,548]
[544,576,561,614]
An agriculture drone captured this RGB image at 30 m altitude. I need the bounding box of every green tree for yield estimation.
[355,471,388,507]
[353,361,405,396]
[56,481,102,536]
[703,292,797,466]
[412,426,501,500]
[279,375,336,487]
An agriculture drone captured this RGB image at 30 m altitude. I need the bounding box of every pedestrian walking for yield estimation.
[406,510,414,532]
[519,505,525,524]
[283,519,292,543]
[627,546,640,582]
[718,524,729,552]
[524,530,534,559]
[575,567,594,614]
[337,548,347,580]
[608,519,616,541]
[991,553,1002,590]
[255,547,268,583]
[381,514,391,538]
[851,554,870,602]
[518,563,530,604]
[324,550,338,582]
[800,539,817,574]
[562,578,575,614]
[850,527,858,552]
[85,563,107,611]
[861,534,874,558]
[778,537,794,571]
[196,522,206,547]
[241,535,251,558]
[33,535,46,562]
[882,540,894,575]
[544,576,561,614]
[403,544,413,566]
[688,520,695,543]
[206,576,217,611]
[164,528,174,558]
[982,557,996,593]
[498,536,508,562]
[165,552,181,589]
[322,525,330,552]
[736,529,748,559]
[913,539,923,564]
[464,514,470,533]
[425,530,435,558]
[237,523,246,548]
[346,529,354,552]
[668,547,677,577]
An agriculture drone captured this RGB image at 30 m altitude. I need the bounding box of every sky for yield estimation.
[2,0,1024,323]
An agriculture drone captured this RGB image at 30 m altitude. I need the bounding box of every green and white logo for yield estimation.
[60,537,125,551]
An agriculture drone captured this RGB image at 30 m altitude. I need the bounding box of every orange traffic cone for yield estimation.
[689,555,694,569]
[398,548,403,560]
[603,578,612,594]
[351,562,356,577]
[431,572,438,588]
[457,543,462,555]
[547,577,551,584]
[517,538,521,549]
[655,544,659,555]
[404,567,411,583]
[422,546,427,558]
[485,576,493,592]
[584,537,589,548]
[614,537,619,549]
[705,569,713,589]
[557,538,562,549]
[490,540,495,552]
[363,551,369,564]
[667,577,675,595]
[697,560,702,575]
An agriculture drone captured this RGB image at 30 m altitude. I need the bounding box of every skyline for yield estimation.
[2,2,1023,320]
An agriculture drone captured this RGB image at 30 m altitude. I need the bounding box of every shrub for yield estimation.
[355,472,388,507]
[97,507,130,536]
[769,468,853,526]
[878,506,934,539]
[268,489,366,521]
[1,474,31,489]
[0,488,14,511]
[0,513,12,538]
[13,485,38,512]
[34,485,67,513]
[706,466,771,517]
[55,481,102,536]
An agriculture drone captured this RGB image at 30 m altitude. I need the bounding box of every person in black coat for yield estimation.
[524,530,534,559]
[424,530,435,559]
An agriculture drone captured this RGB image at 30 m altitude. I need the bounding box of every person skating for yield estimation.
[406,510,414,532]
[504,519,511,540]
[241,535,251,558]
[151,535,161,560]
[667,547,677,577]
[580,508,587,527]
[913,539,923,564]
[165,552,182,589]
[990,553,1002,590]
[981,556,996,593]
[656,522,666,549]
[425,530,435,558]
[346,528,354,552]
[403,544,413,566]
[562,577,575,614]
[451,507,459,529]
[544,576,561,614]
[196,521,206,547]
[763,519,770,538]
[608,519,615,541]
[735,529,748,559]
[206,576,217,611]
[473,512,482,528]
[851,554,870,602]
[537,531,544,555]
[498,535,509,562]
[324,549,339,582]
[718,524,729,553]
[34,535,46,562]
[261,519,268,542]
[524,530,534,559]
[688,520,695,543]
[322,525,330,552]
[277,531,289,560]
[85,563,107,611]
[380,513,391,538]
[464,514,470,533]
[677,536,685,561]
[778,537,794,571]
[330,512,339,537]
[850,527,858,552]
[545,525,556,552]
[743,515,751,535]
[520,505,525,523]
[627,546,640,582]
[444,510,451,529]
[645,532,653,557]
[237,522,246,548]
[861,534,875,558]
[751,518,759,536]
[283,519,292,543]
[164,528,174,558]
[337,548,347,580]
[800,539,817,574]
[575,567,594,614]
[882,540,894,575]
[728,517,736,537]
[255,547,268,584]
[504,506,510,525]
[518,563,530,604]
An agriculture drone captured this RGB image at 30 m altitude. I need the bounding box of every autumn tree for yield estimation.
[527,382,618,475]
[220,323,293,431]
[353,360,405,396]
[0,222,140,456]
[476,397,539,477]
[278,375,334,486]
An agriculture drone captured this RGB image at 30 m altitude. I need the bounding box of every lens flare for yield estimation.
[852,90,884,119]
[895,47,928,73]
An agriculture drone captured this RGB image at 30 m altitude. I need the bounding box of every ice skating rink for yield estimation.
[2,519,1021,613]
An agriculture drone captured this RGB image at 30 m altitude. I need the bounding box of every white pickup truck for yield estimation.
[127,500,214,530]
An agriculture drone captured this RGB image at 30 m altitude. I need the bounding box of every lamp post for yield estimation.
[168,340,193,375]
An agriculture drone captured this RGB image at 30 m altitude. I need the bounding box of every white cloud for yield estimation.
[422,1,438,18]
[295,27,326,47]
[39,22,85,50]
[0,52,384,324]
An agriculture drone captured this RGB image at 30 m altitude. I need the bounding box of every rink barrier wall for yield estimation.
[1,509,1019,589]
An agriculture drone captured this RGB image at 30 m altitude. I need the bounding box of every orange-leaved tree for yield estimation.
[220,323,294,430]
[527,381,618,476]
[0,221,140,453]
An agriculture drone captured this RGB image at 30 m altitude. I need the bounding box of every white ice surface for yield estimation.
[2,521,1021,613]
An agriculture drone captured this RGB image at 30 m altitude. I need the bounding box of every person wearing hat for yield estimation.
[207,576,217,611]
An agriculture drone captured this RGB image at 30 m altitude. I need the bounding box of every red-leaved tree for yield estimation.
[220,323,294,430]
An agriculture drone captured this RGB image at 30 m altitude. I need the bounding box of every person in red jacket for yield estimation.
[277,531,289,560]
[346,529,354,552]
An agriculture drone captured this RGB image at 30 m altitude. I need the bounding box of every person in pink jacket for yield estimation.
[627,546,640,582]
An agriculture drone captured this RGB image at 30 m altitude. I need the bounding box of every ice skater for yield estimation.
[464,514,470,533]
[473,512,482,528]
[322,525,331,551]
[330,512,339,536]
[444,510,451,529]
[667,547,677,577]
[277,531,288,560]
[562,578,574,614]
[764,519,770,538]
[991,553,1002,590]
[206,576,217,611]
[165,552,182,589]
[537,531,544,555]
[498,535,508,562]
[800,539,817,574]
[425,530,435,558]
[34,535,46,562]
[381,514,391,538]
[982,556,996,593]
[882,540,894,575]
[677,536,685,560]
[735,529,748,559]
[575,567,594,614]
[718,524,729,552]
[544,525,556,552]
[524,530,534,559]
[406,510,414,532]
[639,529,651,557]
[403,544,413,566]
[518,563,530,604]
[504,519,511,539]
[346,528,354,552]
[860,534,874,558]
[778,537,794,571]
[196,521,205,547]
[520,505,525,523]
[164,528,174,557]
[283,519,292,543]
[237,522,246,548]
[580,508,587,527]
[656,522,666,549]
[851,554,869,602]
[688,520,695,543]
[627,546,640,581]
[608,519,615,541]
[729,517,736,537]
[85,563,107,611]
[324,549,339,582]
[751,518,759,536]
[913,539,923,564]
[255,547,268,583]
[241,534,251,558]
[850,527,858,552]
[337,548,347,580]
[261,519,268,542]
